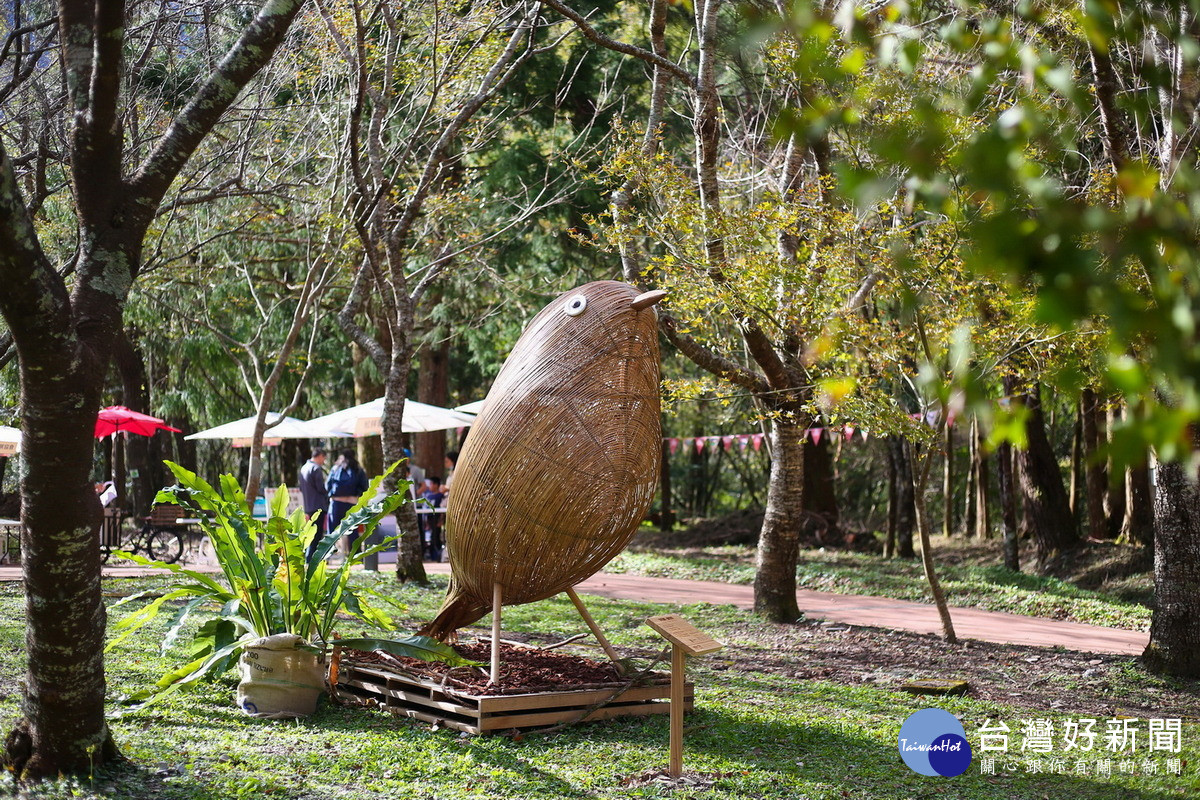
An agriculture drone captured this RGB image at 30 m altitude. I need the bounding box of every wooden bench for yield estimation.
[146,503,187,530]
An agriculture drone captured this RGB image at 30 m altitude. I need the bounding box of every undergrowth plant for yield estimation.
[109,460,469,710]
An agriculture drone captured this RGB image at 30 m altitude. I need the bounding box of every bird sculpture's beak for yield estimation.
[630,290,667,310]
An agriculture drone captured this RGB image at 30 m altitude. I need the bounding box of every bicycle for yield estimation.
[101,508,185,564]
[126,523,185,563]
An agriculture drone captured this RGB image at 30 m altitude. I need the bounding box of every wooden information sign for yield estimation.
[646,614,722,656]
[646,614,722,777]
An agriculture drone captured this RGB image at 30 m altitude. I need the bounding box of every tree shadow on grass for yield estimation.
[94,691,1194,800]
[678,704,1191,800]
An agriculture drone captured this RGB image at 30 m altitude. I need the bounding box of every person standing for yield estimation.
[418,476,445,562]
[299,448,328,560]
[325,449,369,550]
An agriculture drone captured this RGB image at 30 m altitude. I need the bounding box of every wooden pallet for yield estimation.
[334,658,693,734]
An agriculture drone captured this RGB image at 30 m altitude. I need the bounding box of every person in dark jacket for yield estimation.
[326,449,369,550]
[299,448,328,560]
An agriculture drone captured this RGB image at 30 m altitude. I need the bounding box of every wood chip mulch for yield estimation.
[342,640,636,696]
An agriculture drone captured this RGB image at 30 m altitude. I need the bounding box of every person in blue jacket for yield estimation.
[325,449,369,550]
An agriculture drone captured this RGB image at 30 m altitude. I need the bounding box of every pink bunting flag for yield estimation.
[668,438,679,455]
[844,425,856,441]
[738,435,750,450]
[810,427,823,445]
[723,436,734,452]
[752,433,764,451]
[696,437,706,453]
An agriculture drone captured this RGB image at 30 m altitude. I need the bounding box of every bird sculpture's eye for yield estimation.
[564,294,588,316]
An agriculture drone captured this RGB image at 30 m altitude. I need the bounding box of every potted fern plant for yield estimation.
[110,460,470,717]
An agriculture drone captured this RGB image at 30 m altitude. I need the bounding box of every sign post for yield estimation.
[646,614,722,778]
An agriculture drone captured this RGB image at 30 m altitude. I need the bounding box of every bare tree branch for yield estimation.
[538,0,692,85]
[128,0,307,221]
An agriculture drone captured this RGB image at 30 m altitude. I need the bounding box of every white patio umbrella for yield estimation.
[453,400,486,415]
[184,412,326,445]
[306,398,475,438]
[0,426,20,457]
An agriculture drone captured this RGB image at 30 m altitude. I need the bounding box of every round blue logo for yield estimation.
[898,709,972,777]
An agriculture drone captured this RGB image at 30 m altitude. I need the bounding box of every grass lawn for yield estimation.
[610,535,1154,631]
[0,571,1195,799]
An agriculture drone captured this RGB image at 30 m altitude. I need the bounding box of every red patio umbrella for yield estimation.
[95,406,183,438]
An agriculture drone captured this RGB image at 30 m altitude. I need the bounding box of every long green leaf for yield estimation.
[110,634,255,717]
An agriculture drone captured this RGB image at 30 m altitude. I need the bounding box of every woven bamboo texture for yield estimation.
[420,281,662,639]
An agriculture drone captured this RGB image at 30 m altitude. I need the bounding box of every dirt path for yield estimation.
[0,561,1149,656]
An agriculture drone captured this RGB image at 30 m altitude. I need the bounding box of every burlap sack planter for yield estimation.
[237,633,326,719]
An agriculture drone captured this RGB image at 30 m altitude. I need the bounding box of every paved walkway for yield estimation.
[0,561,1149,656]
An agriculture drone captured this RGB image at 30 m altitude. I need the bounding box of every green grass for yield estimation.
[607,544,1154,631]
[0,574,1195,799]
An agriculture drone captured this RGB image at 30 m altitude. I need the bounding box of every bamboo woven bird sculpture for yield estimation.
[419,281,667,641]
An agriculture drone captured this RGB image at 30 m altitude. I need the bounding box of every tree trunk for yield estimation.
[753,422,803,622]
[0,0,304,776]
[112,331,154,517]
[963,417,977,537]
[1011,382,1078,570]
[111,433,125,509]
[1124,459,1155,547]
[413,336,450,478]
[942,422,953,537]
[884,438,897,558]
[1069,400,1083,516]
[1143,450,1200,677]
[659,438,674,531]
[887,435,917,558]
[382,346,426,583]
[997,441,1020,571]
[353,341,384,476]
[1106,404,1127,538]
[1082,387,1109,539]
[173,424,197,476]
[975,420,991,539]
[4,347,119,777]
[909,437,957,643]
[801,431,841,545]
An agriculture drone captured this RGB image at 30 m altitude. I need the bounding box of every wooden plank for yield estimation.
[345,664,481,708]
[338,660,692,735]
[477,682,683,713]
[669,645,685,777]
[646,614,722,656]
[387,705,482,735]
[478,699,693,732]
[342,678,482,718]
